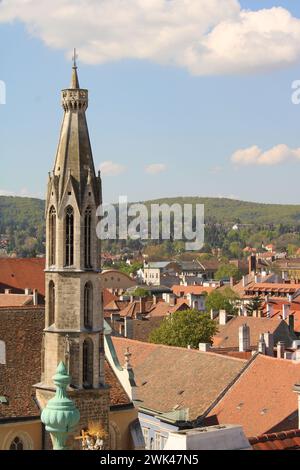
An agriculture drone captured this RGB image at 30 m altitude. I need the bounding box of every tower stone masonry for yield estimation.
[35,60,110,449]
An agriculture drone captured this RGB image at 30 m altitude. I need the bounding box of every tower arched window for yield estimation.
[9,437,24,451]
[49,281,55,326]
[84,207,92,268]
[84,282,93,329]
[82,338,93,388]
[49,206,56,266]
[65,206,74,266]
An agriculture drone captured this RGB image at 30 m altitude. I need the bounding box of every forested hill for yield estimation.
[1,195,300,256]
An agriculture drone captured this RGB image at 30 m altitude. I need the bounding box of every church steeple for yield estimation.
[36,54,109,450]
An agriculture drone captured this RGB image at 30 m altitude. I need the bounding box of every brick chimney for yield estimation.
[219,310,227,326]
[258,334,266,355]
[249,255,256,275]
[282,303,290,321]
[277,341,285,358]
[263,332,274,357]
[239,323,250,352]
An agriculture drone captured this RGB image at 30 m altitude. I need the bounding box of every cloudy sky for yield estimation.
[1,0,300,203]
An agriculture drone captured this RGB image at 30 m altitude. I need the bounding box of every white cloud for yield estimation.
[1,2,300,75]
[0,189,16,196]
[231,144,300,166]
[145,163,167,175]
[99,160,126,176]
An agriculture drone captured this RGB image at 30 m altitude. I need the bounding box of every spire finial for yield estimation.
[70,48,80,89]
[72,48,78,69]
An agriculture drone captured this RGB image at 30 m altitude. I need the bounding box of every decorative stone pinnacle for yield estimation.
[41,361,80,450]
[124,347,132,370]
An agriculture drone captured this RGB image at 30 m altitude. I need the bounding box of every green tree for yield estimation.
[131,287,149,298]
[149,310,217,348]
[215,264,241,282]
[205,288,238,316]
[246,296,264,316]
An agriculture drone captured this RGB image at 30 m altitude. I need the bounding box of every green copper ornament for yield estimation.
[41,362,80,450]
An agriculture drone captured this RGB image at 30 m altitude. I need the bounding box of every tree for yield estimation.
[215,264,241,282]
[246,296,264,316]
[131,287,149,298]
[149,310,217,349]
[205,288,238,316]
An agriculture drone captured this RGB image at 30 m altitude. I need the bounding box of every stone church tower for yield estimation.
[35,58,110,448]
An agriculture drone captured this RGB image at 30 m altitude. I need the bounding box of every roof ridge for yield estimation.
[111,337,247,362]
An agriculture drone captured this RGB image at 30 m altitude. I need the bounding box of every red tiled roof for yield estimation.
[0,294,33,307]
[148,299,189,318]
[102,289,118,307]
[172,285,214,296]
[0,258,45,297]
[112,337,247,420]
[206,354,300,437]
[212,316,295,349]
[249,429,300,450]
[104,360,131,407]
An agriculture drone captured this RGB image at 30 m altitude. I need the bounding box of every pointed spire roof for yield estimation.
[51,53,101,206]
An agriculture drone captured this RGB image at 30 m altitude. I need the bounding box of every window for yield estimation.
[84,282,93,328]
[49,281,55,326]
[9,437,24,451]
[49,206,56,266]
[142,427,150,449]
[154,432,167,450]
[84,207,92,268]
[65,206,74,266]
[82,338,93,388]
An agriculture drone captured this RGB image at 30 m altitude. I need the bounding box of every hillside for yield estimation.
[1,195,300,256]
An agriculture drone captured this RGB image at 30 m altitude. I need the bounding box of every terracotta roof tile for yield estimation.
[172,285,214,296]
[112,337,247,420]
[104,360,131,407]
[0,294,33,307]
[212,316,295,349]
[206,354,300,437]
[249,429,300,450]
[0,258,45,297]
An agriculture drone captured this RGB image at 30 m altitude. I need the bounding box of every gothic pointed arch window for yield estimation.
[9,436,24,451]
[82,338,93,388]
[84,282,93,329]
[49,281,55,326]
[84,207,92,268]
[65,206,74,266]
[49,206,56,266]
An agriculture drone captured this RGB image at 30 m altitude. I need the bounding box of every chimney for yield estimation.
[258,334,266,355]
[288,294,293,303]
[249,255,256,275]
[282,303,290,321]
[210,309,218,320]
[229,276,234,288]
[239,323,250,352]
[199,343,211,352]
[263,332,274,357]
[33,289,38,306]
[219,310,227,326]
[152,295,157,305]
[266,302,273,318]
[277,341,285,359]
[169,294,176,307]
[4,289,11,294]
[242,276,246,288]
[139,297,146,315]
[25,288,32,295]
[289,314,295,334]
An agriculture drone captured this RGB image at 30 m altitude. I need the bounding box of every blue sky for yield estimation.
[1,0,300,204]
